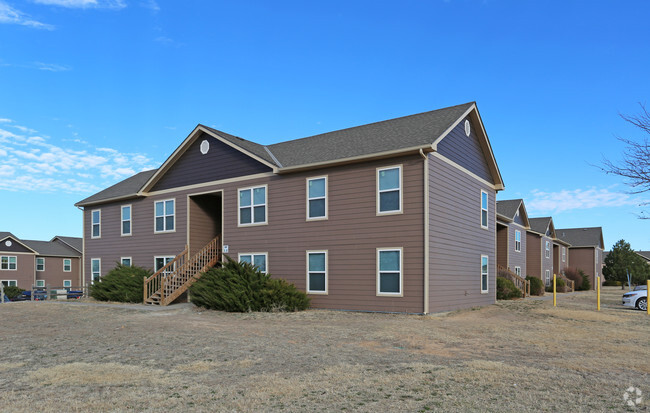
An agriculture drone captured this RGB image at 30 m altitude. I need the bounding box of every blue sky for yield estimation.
[1,0,649,250]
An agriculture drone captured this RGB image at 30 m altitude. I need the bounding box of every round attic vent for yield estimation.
[464,120,471,136]
[5,240,12,247]
[200,140,210,155]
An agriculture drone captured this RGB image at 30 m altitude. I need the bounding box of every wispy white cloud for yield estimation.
[32,0,126,9]
[0,118,12,123]
[527,187,644,214]
[0,1,54,29]
[35,62,71,72]
[0,121,158,194]
[141,0,159,11]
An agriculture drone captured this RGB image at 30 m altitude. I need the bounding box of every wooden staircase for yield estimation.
[144,236,221,306]
[497,265,531,297]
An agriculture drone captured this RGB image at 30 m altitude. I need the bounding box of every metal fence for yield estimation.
[0,284,89,303]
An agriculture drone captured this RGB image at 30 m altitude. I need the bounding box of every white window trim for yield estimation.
[376,165,403,216]
[376,247,403,297]
[514,230,521,252]
[306,250,328,295]
[35,280,45,288]
[1,280,18,287]
[514,266,521,277]
[562,247,566,262]
[1,256,17,271]
[237,184,268,227]
[91,258,101,283]
[121,204,132,237]
[481,254,489,294]
[238,252,269,274]
[306,176,328,221]
[545,270,551,286]
[63,280,72,288]
[91,209,101,239]
[154,199,176,233]
[545,241,550,258]
[36,257,45,272]
[121,257,132,267]
[480,190,489,229]
[154,256,176,276]
[63,258,72,272]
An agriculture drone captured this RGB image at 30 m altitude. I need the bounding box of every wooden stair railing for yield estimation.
[497,265,531,297]
[144,236,221,306]
[556,273,575,292]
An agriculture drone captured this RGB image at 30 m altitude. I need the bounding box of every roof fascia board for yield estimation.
[518,201,531,228]
[0,235,39,254]
[432,152,498,190]
[496,213,513,223]
[75,194,144,208]
[201,127,278,171]
[431,104,475,149]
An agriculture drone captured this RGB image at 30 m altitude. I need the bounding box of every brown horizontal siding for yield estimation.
[508,223,526,275]
[0,253,35,290]
[569,247,598,290]
[428,153,496,313]
[436,117,494,184]
[36,257,81,288]
[496,225,508,268]
[526,233,541,279]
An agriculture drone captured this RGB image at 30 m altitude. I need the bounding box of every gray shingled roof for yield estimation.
[556,227,604,248]
[76,169,157,207]
[201,126,277,165]
[53,236,83,253]
[497,199,523,220]
[0,232,15,241]
[636,251,650,261]
[22,239,81,257]
[529,217,553,235]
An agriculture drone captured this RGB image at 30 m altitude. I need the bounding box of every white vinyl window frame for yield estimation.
[306,250,328,294]
[36,280,45,288]
[121,257,132,267]
[306,176,328,221]
[238,252,268,274]
[562,246,566,262]
[154,256,175,277]
[376,247,403,297]
[154,199,176,233]
[376,165,403,215]
[238,185,268,226]
[121,204,132,236]
[545,269,551,287]
[480,190,489,229]
[63,259,72,272]
[91,258,101,283]
[91,209,101,239]
[514,266,521,277]
[1,280,18,287]
[481,255,489,293]
[1,256,17,271]
[545,241,550,258]
[514,230,521,252]
[36,257,45,272]
[63,280,72,288]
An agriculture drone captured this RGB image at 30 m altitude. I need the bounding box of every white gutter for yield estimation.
[420,148,430,315]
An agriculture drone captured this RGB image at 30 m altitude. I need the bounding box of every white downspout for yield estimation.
[420,149,430,315]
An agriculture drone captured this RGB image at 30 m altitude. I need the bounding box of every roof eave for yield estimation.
[75,193,144,208]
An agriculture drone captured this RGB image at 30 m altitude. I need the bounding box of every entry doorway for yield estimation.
[188,192,223,256]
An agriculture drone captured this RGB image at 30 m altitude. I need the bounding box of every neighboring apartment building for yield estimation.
[526,217,557,286]
[496,199,530,278]
[0,232,82,290]
[557,227,605,290]
[76,102,505,313]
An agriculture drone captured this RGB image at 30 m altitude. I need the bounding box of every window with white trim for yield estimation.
[239,186,267,225]
[121,257,132,267]
[155,200,175,232]
[239,253,268,274]
[36,257,45,272]
[307,251,327,294]
[1,256,17,270]
[121,205,132,236]
[307,177,327,220]
[1,280,17,287]
[545,270,551,286]
[480,191,488,228]
[377,166,402,214]
[515,230,521,252]
[562,247,566,262]
[63,259,72,272]
[514,266,521,277]
[377,248,402,295]
[91,259,101,282]
[63,280,72,288]
[91,209,101,238]
[154,256,175,277]
[36,280,45,287]
[545,241,550,258]
[481,255,489,293]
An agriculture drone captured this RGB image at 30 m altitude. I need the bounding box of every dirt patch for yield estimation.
[0,286,647,412]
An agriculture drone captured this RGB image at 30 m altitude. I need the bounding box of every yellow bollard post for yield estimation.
[597,276,601,311]
[553,274,556,307]
[647,280,649,315]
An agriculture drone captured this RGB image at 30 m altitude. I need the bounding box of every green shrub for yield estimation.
[3,286,24,299]
[603,278,621,286]
[526,276,544,296]
[580,270,591,291]
[90,263,150,303]
[555,277,567,293]
[190,256,310,312]
[497,276,522,300]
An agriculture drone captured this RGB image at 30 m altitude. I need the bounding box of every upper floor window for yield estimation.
[155,199,175,233]
[1,256,17,270]
[481,255,489,293]
[36,257,45,271]
[307,177,327,220]
[91,258,101,282]
[480,191,488,228]
[515,230,521,252]
[239,186,267,225]
[239,253,267,274]
[307,251,327,294]
[377,248,402,296]
[377,166,402,214]
[91,210,101,238]
[63,259,72,272]
[545,241,550,258]
[121,205,132,236]
[562,247,566,262]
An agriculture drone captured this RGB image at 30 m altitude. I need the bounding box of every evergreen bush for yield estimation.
[580,270,592,291]
[190,256,310,312]
[496,276,522,300]
[3,286,24,299]
[555,277,567,293]
[90,263,150,303]
[564,267,584,290]
[526,276,544,296]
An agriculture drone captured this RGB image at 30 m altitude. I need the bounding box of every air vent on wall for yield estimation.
[200,140,210,155]
[464,119,471,136]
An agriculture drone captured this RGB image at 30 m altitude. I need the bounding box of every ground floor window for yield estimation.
[307,251,327,294]
[377,248,402,296]
[1,280,17,287]
[36,280,45,288]
[63,280,72,288]
[154,256,175,277]
[514,266,521,277]
[91,259,101,282]
[481,255,489,293]
[545,270,551,286]
[121,257,132,267]
[239,253,267,274]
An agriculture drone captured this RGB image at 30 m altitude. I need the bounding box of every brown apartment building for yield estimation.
[557,227,604,289]
[496,199,530,278]
[526,217,557,286]
[76,102,505,314]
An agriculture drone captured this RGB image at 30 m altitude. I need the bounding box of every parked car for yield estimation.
[66,290,83,299]
[622,285,648,311]
[12,290,48,301]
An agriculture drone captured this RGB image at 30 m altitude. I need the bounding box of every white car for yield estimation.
[622,285,647,311]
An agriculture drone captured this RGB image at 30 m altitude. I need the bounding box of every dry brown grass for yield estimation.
[0,286,647,412]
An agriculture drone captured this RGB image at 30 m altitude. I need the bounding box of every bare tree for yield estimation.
[601,103,650,217]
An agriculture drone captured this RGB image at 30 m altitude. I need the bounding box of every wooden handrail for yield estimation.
[497,264,531,297]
